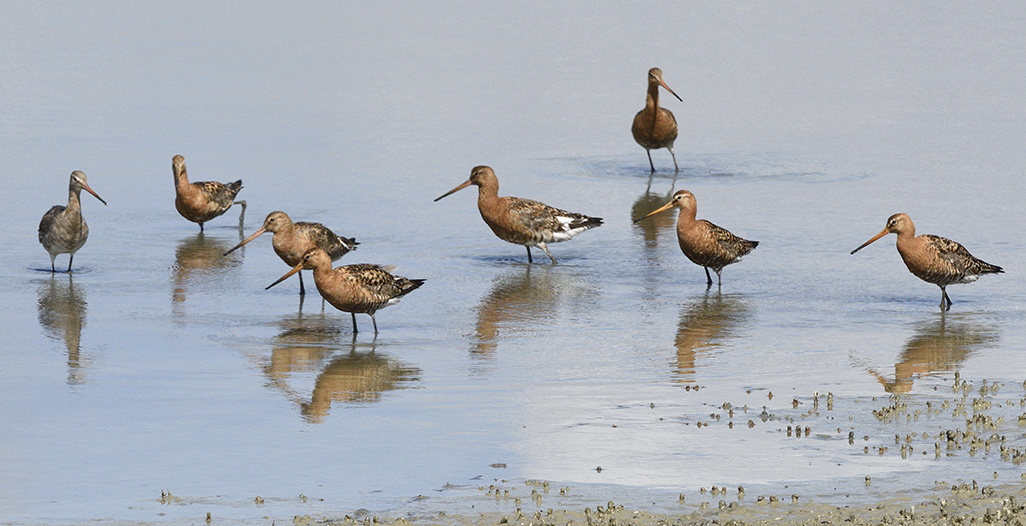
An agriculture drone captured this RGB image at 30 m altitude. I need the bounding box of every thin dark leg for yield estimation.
[67,255,74,273]
[351,312,358,333]
[199,222,204,232]
[704,267,713,287]
[371,314,379,335]
[50,256,56,273]
[298,271,306,295]
[715,269,723,287]
[668,146,679,173]
[646,150,655,173]
[526,246,533,263]
[941,287,952,311]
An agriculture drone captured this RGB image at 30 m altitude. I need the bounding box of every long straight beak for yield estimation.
[633,201,675,223]
[265,261,304,290]
[433,179,473,202]
[83,183,107,206]
[224,227,266,256]
[660,80,683,103]
[850,229,889,255]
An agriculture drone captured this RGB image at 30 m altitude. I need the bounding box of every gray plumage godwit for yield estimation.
[433,166,603,264]
[173,154,246,231]
[38,171,107,272]
[224,211,358,295]
[634,189,758,287]
[850,213,1003,311]
[632,67,683,173]
[266,248,424,334]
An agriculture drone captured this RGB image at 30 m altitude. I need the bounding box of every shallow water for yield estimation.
[2,3,1026,524]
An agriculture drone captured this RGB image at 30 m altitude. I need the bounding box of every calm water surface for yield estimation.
[2,3,1026,524]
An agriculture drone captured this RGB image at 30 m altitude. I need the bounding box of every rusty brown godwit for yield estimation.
[173,154,246,231]
[434,166,603,264]
[634,189,758,287]
[632,67,683,173]
[224,211,358,295]
[850,213,1003,311]
[265,248,424,335]
[38,171,107,272]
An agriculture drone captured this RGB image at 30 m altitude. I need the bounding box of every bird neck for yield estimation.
[476,180,500,203]
[677,206,697,226]
[66,188,83,212]
[646,83,660,110]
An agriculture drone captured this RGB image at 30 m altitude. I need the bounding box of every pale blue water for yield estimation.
[2,3,1026,524]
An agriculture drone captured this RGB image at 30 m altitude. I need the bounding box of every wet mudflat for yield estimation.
[2,3,1026,525]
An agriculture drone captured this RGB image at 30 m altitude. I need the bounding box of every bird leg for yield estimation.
[539,243,558,265]
[646,150,655,173]
[940,286,952,311]
[704,267,713,287]
[235,200,247,227]
[526,246,533,263]
[298,271,306,295]
[370,314,379,335]
[715,269,723,287]
[67,255,74,273]
[50,255,56,273]
[668,146,679,173]
[351,312,359,333]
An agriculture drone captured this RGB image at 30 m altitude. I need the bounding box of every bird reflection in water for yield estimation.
[37,274,88,385]
[265,310,421,423]
[867,314,998,394]
[631,176,677,248]
[172,232,242,308]
[673,292,751,384]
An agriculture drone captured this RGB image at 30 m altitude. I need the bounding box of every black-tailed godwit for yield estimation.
[632,67,683,173]
[173,154,245,231]
[634,189,758,287]
[225,211,358,295]
[38,171,107,272]
[265,248,424,334]
[434,166,603,264]
[850,213,1002,311]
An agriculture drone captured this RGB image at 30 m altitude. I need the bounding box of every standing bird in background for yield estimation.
[850,213,1003,311]
[634,189,758,287]
[632,67,683,173]
[39,171,107,272]
[434,166,603,264]
[266,248,424,335]
[172,154,246,231]
[224,211,358,295]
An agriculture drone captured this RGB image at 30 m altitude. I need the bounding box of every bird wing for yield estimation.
[195,180,243,208]
[923,234,1002,275]
[297,221,357,260]
[38,205,65,242]
[507,198,601,238]
[705,220,758,258]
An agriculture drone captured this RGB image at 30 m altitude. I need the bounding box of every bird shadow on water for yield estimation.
[631,176,678,249]
[672,291,752,385]
[36,274,89,385]
[262,306,422,424]
[861,312,1000,394]
[472,264,599,373]
[171,231,243,315]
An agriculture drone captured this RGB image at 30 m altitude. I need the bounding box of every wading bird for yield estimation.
[173,154,245,231]
[434,166,602,264]
[266,248,424,335]
[225,211,358,295]
[634,189,758,287]
[850,213,1002,311]
[39,171,107,272]
[632,67,683,173]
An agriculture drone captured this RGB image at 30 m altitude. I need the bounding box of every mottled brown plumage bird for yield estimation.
[634,189,758,287]
[38,171,107,272]
[173,154,246,231]
[266,248,424,334]
[851,213,1003,311]
[434,166,603,264]
[632,67,683,173]
[224,211,358,294]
